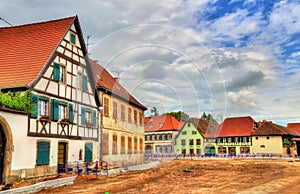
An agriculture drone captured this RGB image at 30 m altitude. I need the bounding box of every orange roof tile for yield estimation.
[252,122,290,136]
[0,16,75,88]
[144,115,183,132]
[287,123,300,136]
[218,116,255,137]
[90,59,146,110]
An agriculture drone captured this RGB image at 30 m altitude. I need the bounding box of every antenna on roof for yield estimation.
[0,17,13,26]
[111,71,122,82]
[86,35,93,54]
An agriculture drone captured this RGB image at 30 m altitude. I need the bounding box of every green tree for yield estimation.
[150,106,159,116]
[0,90,34,113]
[200,112,218,124]
[164,111,189,122]
[201,112,208,120]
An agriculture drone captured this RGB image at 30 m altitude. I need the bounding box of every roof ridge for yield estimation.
[0,16,76,30]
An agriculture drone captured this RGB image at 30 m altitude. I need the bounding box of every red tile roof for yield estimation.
[287,123,300,136]
[90,59,147,110]
[144,115,184,132]
[252,121,290,136]
[218,116,255,137]
[0,16,76,88]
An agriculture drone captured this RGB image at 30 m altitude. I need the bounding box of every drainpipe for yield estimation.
[99,93,104,162]
[99,107,103,162]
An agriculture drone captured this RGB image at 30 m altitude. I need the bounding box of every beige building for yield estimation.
[91,60,147,166]
[144,115,184,154]
[252,121,295,156]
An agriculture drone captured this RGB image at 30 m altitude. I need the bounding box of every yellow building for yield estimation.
[91,60,147,166]
[252,121,297,156]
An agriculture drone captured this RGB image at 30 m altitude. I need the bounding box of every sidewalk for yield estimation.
[101,160,161,175]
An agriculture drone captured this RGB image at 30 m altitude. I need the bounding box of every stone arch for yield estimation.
[0,115,13,184]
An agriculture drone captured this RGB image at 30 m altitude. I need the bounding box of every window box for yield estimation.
[39,115,50,122]
[60,118,70,123]
[60,118,70,126]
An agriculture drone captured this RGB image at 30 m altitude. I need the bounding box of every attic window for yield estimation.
[187,123,191,127]
[70,33,76,44]
[159,123,163,128]
[149,123,153,128]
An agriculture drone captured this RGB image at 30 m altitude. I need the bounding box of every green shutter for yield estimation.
[53,62,60,81]
[93,109,97,127]
[37,142,50,165]
[30,94,38,118]
[69,103,74,123]
[83,75,88,91]
[84,143,93,162]
[81,107,85,125]
[70,33,76,44]
[51,99,59,121]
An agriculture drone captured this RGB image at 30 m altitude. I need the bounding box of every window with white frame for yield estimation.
[85,110,92,125]
[58,104,67,120]
[38,99,48,116]
[59,65,66,83]
[77,73,83,89]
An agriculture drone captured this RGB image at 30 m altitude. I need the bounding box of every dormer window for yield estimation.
[70,33,76,44]
[159,123,163,128]
[149,123,153,128]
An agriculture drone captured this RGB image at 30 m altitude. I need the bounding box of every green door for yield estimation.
[85,143,93,162]
[205,146,216,155]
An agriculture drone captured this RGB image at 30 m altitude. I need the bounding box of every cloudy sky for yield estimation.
[1,0,299,125]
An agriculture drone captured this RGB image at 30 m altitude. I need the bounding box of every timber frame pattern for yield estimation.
[26,16,100,141]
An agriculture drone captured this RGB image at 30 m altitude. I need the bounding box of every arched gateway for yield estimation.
[0,115,13,184]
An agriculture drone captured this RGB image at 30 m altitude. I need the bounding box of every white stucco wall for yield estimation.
[0,110,99,171]
[252,135,283,154]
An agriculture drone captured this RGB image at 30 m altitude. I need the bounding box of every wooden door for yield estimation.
[57,142,67,173]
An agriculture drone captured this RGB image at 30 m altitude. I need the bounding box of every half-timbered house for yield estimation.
[0,16,101,184]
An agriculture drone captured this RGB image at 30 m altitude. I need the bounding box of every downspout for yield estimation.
[99,91,104,162]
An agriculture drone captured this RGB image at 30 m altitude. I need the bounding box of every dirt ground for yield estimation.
[36,159,300,194]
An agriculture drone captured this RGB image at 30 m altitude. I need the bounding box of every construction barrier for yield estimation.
[58,161,108,177]
[144,153,300,160]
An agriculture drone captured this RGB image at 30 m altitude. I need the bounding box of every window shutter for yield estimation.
[83,75,88,91]
[37,142,50,165]
[70,33,76,44]
[69,103,74,123]
[93,109,97,127]
[53,62,60,81]
[30,94,38,118]
[84,143,93,162]
[81,107,85,125]
[51,99,59,121]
